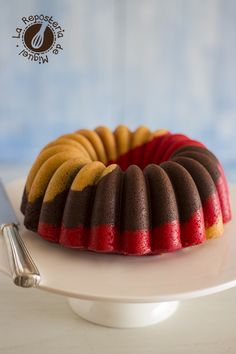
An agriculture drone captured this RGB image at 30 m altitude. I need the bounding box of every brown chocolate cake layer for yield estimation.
[62,185,96,228]
[171,144,218,162]
[39,189,69,226]
[144,164,179,226]
[90,166,123,227]
[172,151,220,182]
[121,165,150,231]
[161,161,202,222]
[172,157,216,201]
[23,196,44,231]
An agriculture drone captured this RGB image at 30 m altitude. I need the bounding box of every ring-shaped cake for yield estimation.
[21,126,232,255]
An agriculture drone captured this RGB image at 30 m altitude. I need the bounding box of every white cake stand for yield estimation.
[0,179,235,328]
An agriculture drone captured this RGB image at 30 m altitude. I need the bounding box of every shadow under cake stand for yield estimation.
[0,179,236,328]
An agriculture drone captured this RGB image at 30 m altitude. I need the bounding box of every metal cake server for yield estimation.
[0,180,40,288]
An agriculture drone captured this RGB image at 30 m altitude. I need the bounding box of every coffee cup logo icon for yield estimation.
[12,15,64,63]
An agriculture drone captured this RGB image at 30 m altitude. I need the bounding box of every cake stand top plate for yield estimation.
[0,179,235,303]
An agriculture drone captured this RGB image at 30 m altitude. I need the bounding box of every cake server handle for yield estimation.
[1,223,41,288]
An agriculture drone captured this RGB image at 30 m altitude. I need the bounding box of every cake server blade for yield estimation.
[0,179,40,287]
[0,180,19,225]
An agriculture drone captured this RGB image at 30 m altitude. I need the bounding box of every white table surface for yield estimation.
[1,164,236,354]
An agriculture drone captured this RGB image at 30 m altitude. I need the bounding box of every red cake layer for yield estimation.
[88,224,118,252]
[202,193,222,228]
[110,133,170,169]
[120,230,151,255]
[154,134,190,164]
[180,208,206,247]
[161,139,204,162]
[38,222,60,242]
[38,215,208,255]
[142,133,171,168]
[151,220,181,254]
[215,176,231,223]
[60,225,87,248]
[110,134,205,170]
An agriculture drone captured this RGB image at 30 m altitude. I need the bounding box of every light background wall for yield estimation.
[0,0,236,180]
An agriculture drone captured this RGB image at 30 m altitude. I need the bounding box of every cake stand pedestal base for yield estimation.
[68,298,179,328]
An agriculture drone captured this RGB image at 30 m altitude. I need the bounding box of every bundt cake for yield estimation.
[21,126,232,255]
